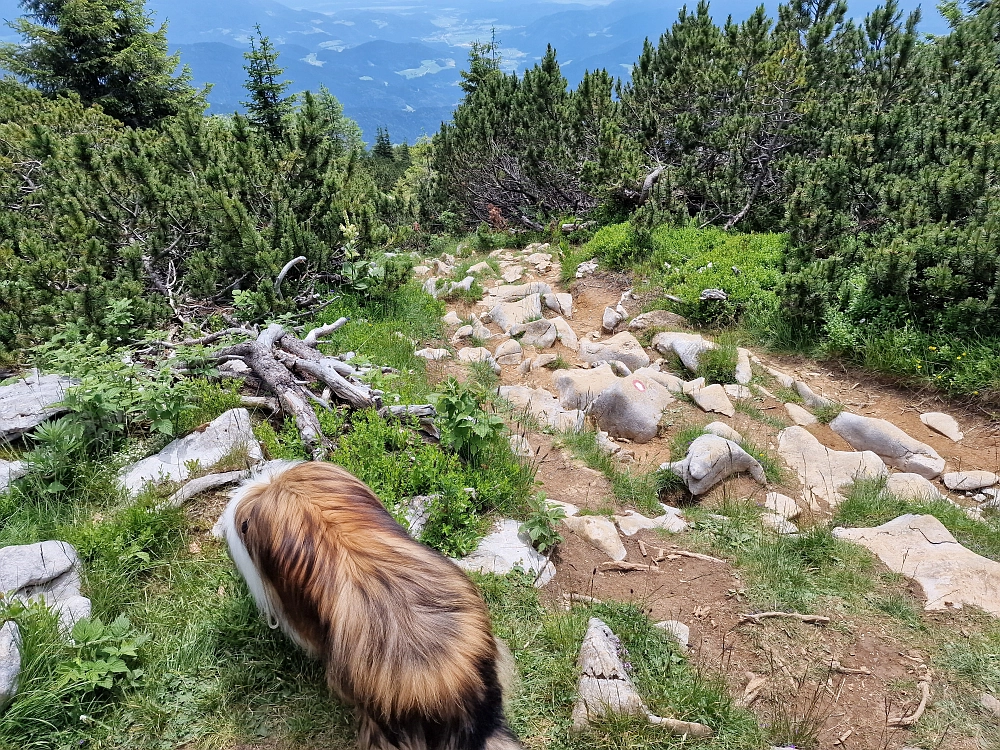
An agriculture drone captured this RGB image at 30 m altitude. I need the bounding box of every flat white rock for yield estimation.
[458,347,501,374]
[834,514,1000,615]
[454,519,555,587]
[690,384,736,418]
[613,510,688,536]
[704,421,743,443]
[765,492,801,520]
[0,369,79,440]
[562,515,626,561]
[580,332,650,372]
[794,381,834,409]
[920,412,963,442]
[550,316,579,351]
[572,618,646,731]
[886,473,942,500]
[629,310,688,331]
[942,471,998,491]
[830,412,945,479]
[0,621,19,711]
[724,384,752,400]
[654,620,690,651]
[785,402,817,426]
[778,426,887,507]
[493,339,523,366]
[414,348,450,361]
[508,434,533,458]
[488,294,542,332]
[546,499,579,517]
[442,311,462,326]
[650,332,716,373]
[499,385,584,432]
[0,459,28,492]
[120,408,262,497]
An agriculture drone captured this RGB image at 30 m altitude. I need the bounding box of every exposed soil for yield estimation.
[428,246,1000,750]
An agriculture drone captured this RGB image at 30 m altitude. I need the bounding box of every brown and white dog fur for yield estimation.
[218,460,524,750]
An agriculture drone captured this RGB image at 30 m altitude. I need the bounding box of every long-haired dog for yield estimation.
[217,460,524,750]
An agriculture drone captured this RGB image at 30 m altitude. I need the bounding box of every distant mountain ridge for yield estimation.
[0,0,944,142]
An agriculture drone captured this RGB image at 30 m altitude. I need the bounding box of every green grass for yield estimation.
[560,430,661,516]
[696,338,739,386]
[811,402,844,424]
[732,399,789,430]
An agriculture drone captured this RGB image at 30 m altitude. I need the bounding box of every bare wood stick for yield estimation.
[638,539,648,557]
[646,714,714,737]
[381,404,436,419]
[303,317,349,346]
[274,256,307,300]
[240,396,279,412]
[663,550,727,564]
[739,612,831,626]
[600,561,659,573]
[562,593,602,605]
[888,677,931,727]
[284,356,377,410]
[163,470,249,509]
[830,660,871,676]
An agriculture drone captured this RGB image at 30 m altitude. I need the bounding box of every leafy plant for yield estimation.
[430,378,506,464]
[24,416,88,495]
[519,494,565,554]
[56,616,149,694]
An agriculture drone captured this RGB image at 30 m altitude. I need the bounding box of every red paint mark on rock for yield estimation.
[632,380,646,392]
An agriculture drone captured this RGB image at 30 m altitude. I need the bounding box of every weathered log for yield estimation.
[274,256,307,300]
[303,317,349,346]
[283,356,378,410]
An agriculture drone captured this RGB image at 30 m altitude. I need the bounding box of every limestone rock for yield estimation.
[488,294,542,332]
[454,519,555,587]
[764,366,795,388]
[629,310,688,332]
[451,324,473,342]
[0,540,90,632]
[508,434,533,458]
[554,364,619,410]
[596,430,621,455]
[516,319,557,349]
[654,620,689,651]
[572,618,646,731]
[920,412,963,442]
[413,264,431,277]
[735,348,753,385]
[602,307,624,333]
[663,434,766,496]
[762,514,798,535]
[575,259,598,278]
[494,339,523,366]
[590,373,676,443]
[765,492,801,520]
[580,332,650,372]
[829,412,945,479]
[402,495,435,537]
[724,384,753,400]
[0,369,79,440]
[696,423,737,444]
[501,267,524,283]
[690,384,736,418]
[0,621,19,711]
[120,408,262,497]
[458,347,501,374]
[980,693,1000,718]
[526,252,552,266]
[531,353,558,371]
[778,426,887,507]
[550,316,579,351]
[414,348,450,361]
[467,261,493,275]
[887,473,942,500]
[499,385,584,432]
[834,514,1000,615]
[614,510,688,536]
[562,515,626,561]
[0,459,28,492]
[636,367,687,394]
[785,402,817,426]
[651,332,716,373]
[942,471,998,491]
[492,282,552,301]
[543,292,573,318]
[794,381,834,409]
[547,499,579,517]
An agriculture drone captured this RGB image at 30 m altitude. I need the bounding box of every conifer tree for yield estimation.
[242,25,294,139]
[0,0,201,127]
[372,127,395,160]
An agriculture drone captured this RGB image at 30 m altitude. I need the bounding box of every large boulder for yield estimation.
[778,426,887,507]
[834,514,1000,616]
[516,319,557,349]
[580,332,650,372]
[0,540,90,632]
[488,294,542,332]
[543,292,573,318]
[662,434,766,496]
[589,372,676,443]
[550,317,579,351]
[829,412,945,479]
[651,332,715,373]
[499,386,584,432]
[0,621,19,712]
[628,310,688,332]
[120,408,263,497]
[0,369,79,440]
[454,519,555,587]
[553,365,619,410]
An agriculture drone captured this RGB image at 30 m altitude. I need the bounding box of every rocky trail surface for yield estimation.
[416,244,1000,750]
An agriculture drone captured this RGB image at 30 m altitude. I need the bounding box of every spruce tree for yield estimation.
[242,25,294,139]
[372,127,395,160]
[0,0,201,127]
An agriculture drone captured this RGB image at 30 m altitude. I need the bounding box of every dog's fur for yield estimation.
[218,460,524,750]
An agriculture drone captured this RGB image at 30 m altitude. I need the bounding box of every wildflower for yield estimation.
[928,346,937,351]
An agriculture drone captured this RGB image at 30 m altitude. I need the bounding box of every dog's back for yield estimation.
[219,461,523,750]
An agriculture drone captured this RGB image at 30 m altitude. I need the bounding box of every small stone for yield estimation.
[887,473,942,500]
[794,380,834,409]
[761,513,798,535]
[518,358,532,374]
[980,693,1000,717]
[699,288,727,301]
[413,264,431,276]
[704,421,743,443]
[650,332,716,373]
[682,377,706,394]
[518,319,558,349]
[467,261,493,275]
[636,367,687,393]
[508,434,534,458]
[654,620,690,651]
[785,402,817,426]
[489,294,543,332]
[690,384,736,418]
[451,324,474,342]
[0,459,28,492]
[974,493,987,503]
[735,348,753,385]
[458,347,501,374]
[562,515,627,560]
[764,366,795,388]
[414,348,450,361]
[402,495,435,537]
[614,510,687,536]
[531,353,558,370]
[499,385,584,432]
[501,267,524,283]
[541,292,573,318]
[492,282,552,301]
[765,492,801,520]
[920,412,963,442]
[595,430,621,455]
[494,339,523,366]
[546,499,579,517]
[943,471,998,491]
[572,618,647,730]
[602,307,624,333]
[628,310,688,332]
[575,259,598,278]
[724,384,752,400]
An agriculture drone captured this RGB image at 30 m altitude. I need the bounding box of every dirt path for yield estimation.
[425,245,1000,750]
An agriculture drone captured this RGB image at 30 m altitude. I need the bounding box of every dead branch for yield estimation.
[889,675,931,727]
[739,612,831,626]
[662,550,727,564]
[240,396,280,412]
[599,561,660,573]
[162,469,250,509]
[303,317,349,346]
[646,714,714,737]
[274,256,307,300]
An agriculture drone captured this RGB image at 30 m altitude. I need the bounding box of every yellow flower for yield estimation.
[928,346,937,351]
